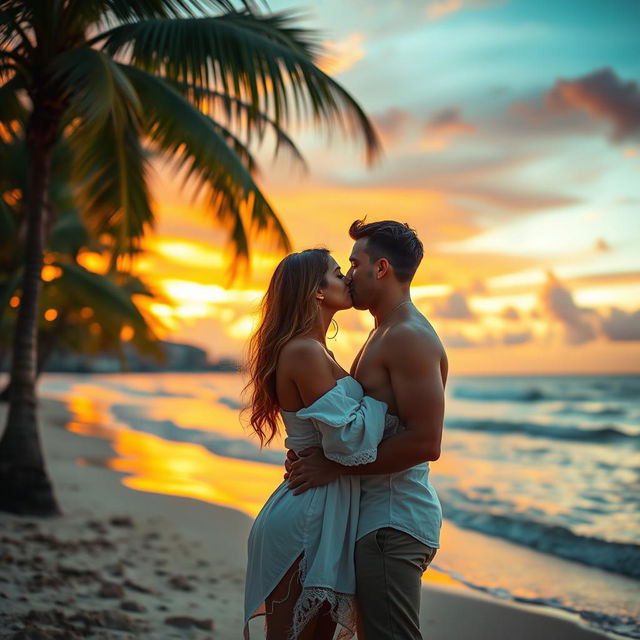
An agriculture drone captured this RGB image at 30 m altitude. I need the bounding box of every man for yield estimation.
[287,219,447,640]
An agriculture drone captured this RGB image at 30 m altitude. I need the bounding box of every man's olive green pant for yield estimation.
[355,528,437,640]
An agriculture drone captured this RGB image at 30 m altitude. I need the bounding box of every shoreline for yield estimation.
[0,396,626,639]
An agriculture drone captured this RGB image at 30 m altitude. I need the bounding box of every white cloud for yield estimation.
[502,330,533,345]
[501,306,520,321]
[600,308,640,341]
[434,290,475,319]
[539,272,597,345]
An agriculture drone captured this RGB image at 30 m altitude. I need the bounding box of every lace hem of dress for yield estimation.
[325,447,377,467]
[243,553,358,640]
[291,553,357,640]
[290,586,356,640]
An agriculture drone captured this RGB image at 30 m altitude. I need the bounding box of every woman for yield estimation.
[243,249,389,640]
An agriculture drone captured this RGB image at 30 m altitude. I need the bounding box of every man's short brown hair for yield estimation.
[349,219,423,283]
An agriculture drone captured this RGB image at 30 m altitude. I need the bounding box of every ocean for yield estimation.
[32,372,640,638]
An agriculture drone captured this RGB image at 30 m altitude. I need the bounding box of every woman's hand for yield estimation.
[287,448,342,495]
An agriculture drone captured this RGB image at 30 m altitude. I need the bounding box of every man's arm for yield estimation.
[287,327,445,492]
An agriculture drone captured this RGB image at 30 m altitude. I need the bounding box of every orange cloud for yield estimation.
[511,68,640,143]
[426,0,462,20]
[425,0,504,21]
[545,68,640,142]
[372,107,413,146]
[421,107,476,151]
[318,33,366,76]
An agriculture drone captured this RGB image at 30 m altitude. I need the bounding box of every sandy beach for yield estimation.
[0,398,623,639]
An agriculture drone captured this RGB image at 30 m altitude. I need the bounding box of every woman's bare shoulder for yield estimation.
[278,338,336,404]
[278,337,330,371]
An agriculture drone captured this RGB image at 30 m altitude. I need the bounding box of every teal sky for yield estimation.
[262,0,640,286]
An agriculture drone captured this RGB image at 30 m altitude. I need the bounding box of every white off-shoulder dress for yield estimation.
[244,376,388,640]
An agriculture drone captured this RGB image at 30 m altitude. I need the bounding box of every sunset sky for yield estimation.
[123,0,640,375]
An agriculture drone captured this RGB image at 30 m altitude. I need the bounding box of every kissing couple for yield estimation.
[244,219,447,640]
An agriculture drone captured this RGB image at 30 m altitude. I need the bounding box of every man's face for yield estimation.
[345,238,375,310]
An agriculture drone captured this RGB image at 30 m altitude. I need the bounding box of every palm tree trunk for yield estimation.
[36,316,65,377]
[0,103,61,515]
[0,314,66,403]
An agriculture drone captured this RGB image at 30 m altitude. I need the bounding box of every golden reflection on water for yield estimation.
[112,430,282,518]
[67,396,108,425]
[423,566,465,588]
[66,392,283,518]
[144,396,249,439]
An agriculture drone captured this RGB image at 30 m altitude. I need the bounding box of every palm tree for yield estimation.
[0,0,381,515]
[1,131,171,390]
[0,158,167,399]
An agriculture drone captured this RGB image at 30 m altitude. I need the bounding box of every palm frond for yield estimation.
[0,3,33,50]
[5,2,63,61]
[51,46,142,134]
[0,57,27,87]
[48,210,89,256]
[37,263,163,362]
[0,76,28,136]
[97,12,381,163]
[50,49,153,255]
[171,81,308,169]
[100,0,250,22]
[0,196,16,244]
[60,0,259,38]
[117,271,162,299]
[54,261,152,331]
[123,65,290,266]
[69,112,154,256]
[0,137,27,194]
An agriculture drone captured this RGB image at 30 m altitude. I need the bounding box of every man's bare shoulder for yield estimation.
[382,313,448,384]
[383,313,445,358]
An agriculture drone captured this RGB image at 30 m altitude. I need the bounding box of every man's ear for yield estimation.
[375,258,390,280]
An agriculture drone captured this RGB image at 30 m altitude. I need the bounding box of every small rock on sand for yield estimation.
[164,615,214,631]
[123,578,157,594]
[109,516,134,528]
[121,600,147,613]
[69,609,142,632]
[98,581,125,598]
[11,624,81,640]
[168,575,193,591]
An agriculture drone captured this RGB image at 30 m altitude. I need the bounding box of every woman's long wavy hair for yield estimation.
[245,249,330,447]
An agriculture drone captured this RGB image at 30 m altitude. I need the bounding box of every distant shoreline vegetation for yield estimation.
[0,341,240,374]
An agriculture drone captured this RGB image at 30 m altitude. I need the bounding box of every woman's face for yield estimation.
[319,256,352,310]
